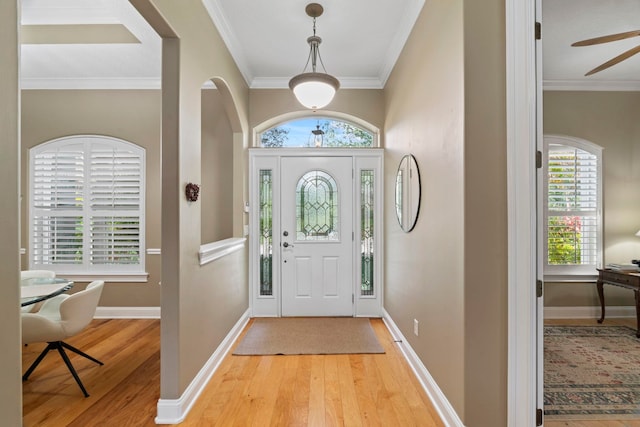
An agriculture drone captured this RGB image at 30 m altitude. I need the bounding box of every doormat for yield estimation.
[232,317,385,355]
[544,325,640,420]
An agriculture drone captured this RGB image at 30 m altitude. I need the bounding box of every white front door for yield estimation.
[280,156,353,316]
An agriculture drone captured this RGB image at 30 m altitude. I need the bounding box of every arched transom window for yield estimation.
[260,117,374,148]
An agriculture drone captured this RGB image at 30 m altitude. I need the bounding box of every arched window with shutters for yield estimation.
[29,135,146,277]
[544,135,602,279]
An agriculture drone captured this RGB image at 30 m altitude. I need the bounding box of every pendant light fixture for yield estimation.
[309,123,325,147]
[289,3,340,110]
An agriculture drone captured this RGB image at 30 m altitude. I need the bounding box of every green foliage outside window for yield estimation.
[547,216,582,264]
[261,127,290,147]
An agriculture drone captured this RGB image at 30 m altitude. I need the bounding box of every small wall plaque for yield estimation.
[185,183,200,202]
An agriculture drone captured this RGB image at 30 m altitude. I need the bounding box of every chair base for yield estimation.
[23,341,103,397]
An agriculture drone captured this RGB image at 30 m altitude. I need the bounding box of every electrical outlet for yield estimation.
[414,319,419,336]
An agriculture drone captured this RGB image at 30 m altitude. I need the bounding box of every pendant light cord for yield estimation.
[300,16,330,74]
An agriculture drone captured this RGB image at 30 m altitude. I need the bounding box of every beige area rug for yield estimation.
[232,317,385,355]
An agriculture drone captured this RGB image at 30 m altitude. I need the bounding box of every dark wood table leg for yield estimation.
[635,290,640,338]
[597,279,605,324]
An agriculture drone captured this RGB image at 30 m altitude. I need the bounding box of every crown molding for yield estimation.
[377,0,425,87]
[20,77,161,90]
[543,79,640,92]
[201,0,253,86]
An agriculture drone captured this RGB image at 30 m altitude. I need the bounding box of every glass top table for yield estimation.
[20,277,74,307]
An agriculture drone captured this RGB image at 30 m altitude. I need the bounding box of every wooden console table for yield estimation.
[596,268,640,337]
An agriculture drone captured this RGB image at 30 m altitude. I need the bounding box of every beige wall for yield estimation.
[463,0,507,424]
[0,0,23,423]
[384,0,508,425]
[145,0,251,398]
[20,89,163,306]
[201,88,234,243]
[385,0,466,419]
[544,91,640,307]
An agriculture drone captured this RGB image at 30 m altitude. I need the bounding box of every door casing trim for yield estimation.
[248,148,384,318]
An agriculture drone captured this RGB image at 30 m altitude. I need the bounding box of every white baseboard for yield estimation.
[94,306,161,319]
[382,309,464,427]
[544,305,635,319]
[154,308,250,424]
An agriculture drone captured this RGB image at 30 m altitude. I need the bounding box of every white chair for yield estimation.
[22,280,104,397]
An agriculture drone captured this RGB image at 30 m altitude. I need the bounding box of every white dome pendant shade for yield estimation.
[289,3,340,110]
[289,72,340,110]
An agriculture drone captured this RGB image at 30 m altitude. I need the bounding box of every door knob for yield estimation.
[283,242,294,248]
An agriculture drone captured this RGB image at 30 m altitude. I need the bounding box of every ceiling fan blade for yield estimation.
[572,30,640,46]
[584,44,640,76]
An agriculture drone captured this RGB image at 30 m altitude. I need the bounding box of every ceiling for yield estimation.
[19,0,640,92]
[20,0,162,89]
[542,0,640,91]
[20,0,424,90]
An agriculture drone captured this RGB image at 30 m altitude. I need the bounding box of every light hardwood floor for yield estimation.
[544,317,640,427]
[22,318,444,426]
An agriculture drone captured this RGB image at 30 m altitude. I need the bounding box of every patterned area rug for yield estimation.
[545,325,640,420]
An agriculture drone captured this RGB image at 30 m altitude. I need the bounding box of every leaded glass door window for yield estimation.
[296,170,339,241]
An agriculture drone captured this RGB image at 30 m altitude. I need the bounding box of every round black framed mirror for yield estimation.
[395,154,421,232]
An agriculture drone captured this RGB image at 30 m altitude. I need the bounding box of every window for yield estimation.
[544,135,602,279]
[296,170,340,241]
[259,169,273,296]
[30,136,145,276]
[259,117,374,148]
[360,170,374,296]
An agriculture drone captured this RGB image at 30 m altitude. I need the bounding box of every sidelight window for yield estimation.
[360,170,375,296]
[259,169,273,296]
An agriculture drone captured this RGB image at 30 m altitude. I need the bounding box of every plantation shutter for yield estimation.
[546,142,599,269]
[32,146,85,265]
[30,136,145,273]
[90,146,142,265]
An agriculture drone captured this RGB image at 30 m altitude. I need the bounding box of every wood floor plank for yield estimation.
[245,356,283,427]
[252,356,286,427]
[308,355,327,427]
[33,328,158,426]
[269,355,299,426]
[350,354,383,426]
[66,351,159,427]
[323,355,345,427]
[210,356,262,427]
[186,354,251,425]
[336,354,364,427]
[24,318,444,426]
[291,355,312,426]
[23,319,159,427]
